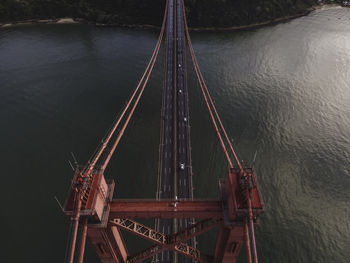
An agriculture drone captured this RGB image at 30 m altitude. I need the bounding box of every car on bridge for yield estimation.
[179,163,185,170]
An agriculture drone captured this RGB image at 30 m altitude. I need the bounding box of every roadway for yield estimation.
[157,0,194,262]
[157,0,176,262]
[175,0,194,261]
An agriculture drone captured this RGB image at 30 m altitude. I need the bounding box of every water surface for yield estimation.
[0,6,349,263]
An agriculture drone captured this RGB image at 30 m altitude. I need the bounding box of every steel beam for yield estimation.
[127,243,210,263]
[128,219,221,262]
[170,218,223,244]
[174,242,212,263]
[110,219,167,245]
[109,199,222,219]
[110,218,212,263]
[127,245,166,263]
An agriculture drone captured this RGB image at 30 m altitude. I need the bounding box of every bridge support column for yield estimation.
[78,218,89,263]
[214,226,244,263]
[88,226,128,263]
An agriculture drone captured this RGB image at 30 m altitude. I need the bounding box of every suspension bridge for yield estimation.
[62,0,264,262]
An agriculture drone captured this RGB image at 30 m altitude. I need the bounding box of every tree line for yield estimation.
[0,0,341,27]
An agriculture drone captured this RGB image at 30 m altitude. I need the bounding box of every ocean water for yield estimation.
[0,6,349,263]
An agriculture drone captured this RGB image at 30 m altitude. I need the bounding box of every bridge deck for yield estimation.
[157,0,194,261]
[62,1,264,262]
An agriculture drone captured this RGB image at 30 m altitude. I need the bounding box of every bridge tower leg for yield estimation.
[214,225,244,262]
[77,218,89,263]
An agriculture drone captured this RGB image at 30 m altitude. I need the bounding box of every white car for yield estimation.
[180,163,185,170]
[184,117,187,122]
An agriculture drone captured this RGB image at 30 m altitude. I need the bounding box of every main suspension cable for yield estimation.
[181,2,258,263]
[181,0,242,171]
[100,0,168,172]
[78,0,168,176]
[181,1,232,168]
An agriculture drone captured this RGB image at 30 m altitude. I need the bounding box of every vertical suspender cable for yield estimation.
[189,48,233,168]
[65,2,168,262]
[196,61,243,171]
[100,0,168,172]
[181,0,243,171]
[181,1,259,262]
[180,0,232,169]
[84,37,160,176]
[80,0,168,175]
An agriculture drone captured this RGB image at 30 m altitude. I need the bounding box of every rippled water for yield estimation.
[0,6,349,263]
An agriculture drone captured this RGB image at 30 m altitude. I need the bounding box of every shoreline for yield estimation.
[188,4,342,32]
[188,9,313,32]
[0,17,162,30]
[0,4,342,31]
[0,17,79,28]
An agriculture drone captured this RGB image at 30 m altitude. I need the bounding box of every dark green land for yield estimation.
[0,0,341,28]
